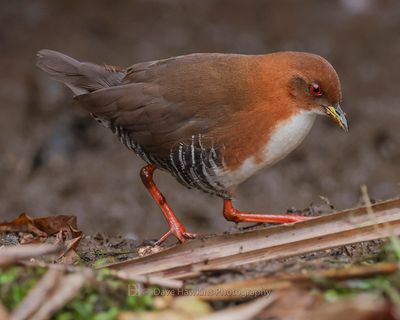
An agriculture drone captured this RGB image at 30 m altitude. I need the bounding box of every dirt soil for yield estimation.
[1,215,383,289]
[1,0,400,243]
[67,226,387,288]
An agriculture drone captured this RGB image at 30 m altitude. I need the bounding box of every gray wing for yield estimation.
[75,82,210,158]
[75,80,228,196]
[74,53,240,159]
[37,50,248,168]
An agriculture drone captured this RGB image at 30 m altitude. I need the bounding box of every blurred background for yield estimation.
[1,0,399,241]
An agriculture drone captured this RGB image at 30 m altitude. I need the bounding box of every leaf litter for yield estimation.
[1,197,400,319]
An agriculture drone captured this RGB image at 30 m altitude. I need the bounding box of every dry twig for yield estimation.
[0,300,9,320]
[199,262,399,300]
[106,199,400,279]
[0,244,63,267]
[198,294,277,320]
[28,269,93,320]
[10,269,64,320]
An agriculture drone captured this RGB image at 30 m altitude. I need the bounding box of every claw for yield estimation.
[155,229,197,246]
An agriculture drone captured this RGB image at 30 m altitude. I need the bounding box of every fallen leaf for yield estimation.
[0,213,47,238]
[1,213,83,264]
[33,215,80,237]
[56,233,83,264]
[0,213,82,243]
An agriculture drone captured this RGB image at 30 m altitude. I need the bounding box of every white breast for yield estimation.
[265,110,316,166]
[219,110,317,188]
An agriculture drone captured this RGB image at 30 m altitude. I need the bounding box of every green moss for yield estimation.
[0,266,45,310]
[319,267,400,307]
[363,237,400,264]
[315,238,400,306]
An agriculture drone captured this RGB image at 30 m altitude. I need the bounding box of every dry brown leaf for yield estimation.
[56,233,83,264]
[105,198,400,279]
[32,215,80,237]
[1,213,83,264]
[0,244,63,266]
[10,268,64,320]
[0,213,47,238]
[0,213,82,243]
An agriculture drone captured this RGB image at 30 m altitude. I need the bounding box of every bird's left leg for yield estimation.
[223,199,310,224]
[140,164,196,245]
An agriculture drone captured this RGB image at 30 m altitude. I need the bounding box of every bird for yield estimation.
[37,49,348,245]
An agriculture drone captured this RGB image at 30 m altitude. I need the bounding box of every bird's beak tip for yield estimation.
[324,104,348,133]
[341,122,349,133]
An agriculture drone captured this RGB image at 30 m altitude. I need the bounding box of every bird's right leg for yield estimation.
[222,199,310,224]
[140,165,196,245]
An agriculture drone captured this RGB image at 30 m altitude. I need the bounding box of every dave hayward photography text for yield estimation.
[128,284,273,298]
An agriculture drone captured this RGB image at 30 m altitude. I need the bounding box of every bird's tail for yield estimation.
[36,49,125,96]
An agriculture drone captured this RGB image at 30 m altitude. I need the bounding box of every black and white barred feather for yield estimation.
[92,114,229,198]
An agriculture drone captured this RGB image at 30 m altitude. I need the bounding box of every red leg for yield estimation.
[223,199,310,224]
[140,165,196,245]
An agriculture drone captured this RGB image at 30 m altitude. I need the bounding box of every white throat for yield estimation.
[219,110,316,188]
[265,110,316,166]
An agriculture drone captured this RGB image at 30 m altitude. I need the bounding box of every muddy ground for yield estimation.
[1,0,400,242]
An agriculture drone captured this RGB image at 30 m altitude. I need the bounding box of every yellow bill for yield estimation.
[325,104,349,132]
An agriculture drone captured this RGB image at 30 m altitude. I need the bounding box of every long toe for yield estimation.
[155,229,197,246]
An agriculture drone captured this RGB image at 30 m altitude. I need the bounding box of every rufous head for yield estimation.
[272,52,348,132]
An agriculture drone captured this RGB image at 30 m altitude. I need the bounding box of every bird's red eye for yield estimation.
[310,84,322,96]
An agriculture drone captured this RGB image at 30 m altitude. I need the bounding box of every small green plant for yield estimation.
[0,266,45,310]
[0,266,154,319]
[320,237,400,308]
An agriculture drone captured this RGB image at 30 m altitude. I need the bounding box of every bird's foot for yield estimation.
[155,228,197,246]
[140,165,197,246]
[223,199,311,224]
[226,213,310,224]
